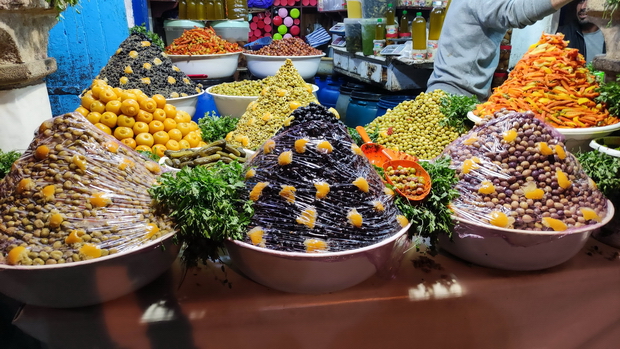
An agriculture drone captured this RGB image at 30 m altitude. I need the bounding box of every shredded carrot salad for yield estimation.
[474,33,618,128]
[165,27,242,55]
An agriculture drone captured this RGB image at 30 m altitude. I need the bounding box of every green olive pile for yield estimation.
[367,90,461,160]
[210,80,265,97]
[386,165,426,196]
[162,140,248,169]
[226,59,317,150]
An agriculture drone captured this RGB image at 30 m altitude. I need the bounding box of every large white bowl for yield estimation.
[206,84,319,118]
[168,52,241,79]
[243,53,326,80]
[0,231,179,308]
[589,136,620,157]
[467,111,620,153]
[167,90,204,118]
[224,224,410,294]
[439,201,614,271]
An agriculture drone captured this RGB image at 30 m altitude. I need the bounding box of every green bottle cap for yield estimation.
[377,18,382,22]
[402,10,407,14]
[416,12,422,16]
[387,3,392,7]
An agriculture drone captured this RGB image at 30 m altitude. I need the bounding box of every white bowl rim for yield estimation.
[590,136,620,154]
[228,223,410,258]
[166,51,242,58]
[467,111,620,135]
[242,53,326,59]
[453,199,614,236]
[205,83,318,98]
[167,90,205,101]
[0,230,177,270]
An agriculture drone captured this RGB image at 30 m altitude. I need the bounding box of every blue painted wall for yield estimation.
[47,0,130,116]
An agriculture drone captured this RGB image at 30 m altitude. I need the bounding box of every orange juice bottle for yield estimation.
[411,12,426,50]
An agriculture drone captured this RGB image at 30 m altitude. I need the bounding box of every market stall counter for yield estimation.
[3,237,620,349]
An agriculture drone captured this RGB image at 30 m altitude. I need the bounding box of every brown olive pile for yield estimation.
[0,113,174,266]
[246,37,323,56]
[385,165,426,196]
[444,111,608,231]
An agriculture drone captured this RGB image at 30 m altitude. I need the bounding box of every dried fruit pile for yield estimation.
[246,37,323,56]
[165,27,243,55]
[243,103,406,253]
[444,111,608,231]
[367,90,461,160]
[225,59,318,150]
[97,33,202,98]
[0,113,174,266]
[474,33,618,128]
[75,80,205,157]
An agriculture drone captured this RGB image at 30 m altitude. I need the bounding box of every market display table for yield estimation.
[4,237,620,349]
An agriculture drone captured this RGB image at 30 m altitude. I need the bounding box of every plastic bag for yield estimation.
[247,0,273,8]
[0,113,175,265]
[442,110,609,234]
[242,103,407,253]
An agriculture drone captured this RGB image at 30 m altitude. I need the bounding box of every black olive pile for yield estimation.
[96,33,202,98]
[444,111,608,231]
[243,104,406,253]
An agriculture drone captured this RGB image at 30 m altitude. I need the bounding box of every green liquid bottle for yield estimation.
[428,1,444,41]
[385,3,395,25]
[399,10,410,38]
[197,0,207,20]
[375,18,385,40]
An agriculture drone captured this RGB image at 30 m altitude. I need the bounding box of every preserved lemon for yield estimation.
[556,170,572,189]
[478,180,496,194]
[555,145,567,160]
[249,182,269,201]
[347,209,363,227]
[295,138,309,153]
[304,238,328,253]
[542,217,567,231]
[580,207,601,222]
[373,201,385,211]
[279,185,297,203]
[296,207,317,228]
[503,129,518,143]
[278,151,293,165]
[90,192,112,207]
[314,182,330,199]
[79,244,102,259]
[352,177,369,193]
[263,139,276,154]
[317,140,333,154]
[523,182,545,200]
[538,142,554,156]
[488,211,512,228]
[247,226,265,246]
[396,215,409,227]
[144,223,160,239]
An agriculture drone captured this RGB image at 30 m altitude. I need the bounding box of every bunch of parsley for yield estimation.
[0,150,21,180]
[576,150,620,203]
[439,94,478,134]
[198,113,239,143]
[595,75,620,118]
[148,161,254,268]
[386,156,460,252]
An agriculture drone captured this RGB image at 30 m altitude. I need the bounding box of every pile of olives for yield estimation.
[210,80,265,97]
[385,165,426,196]
[367,90,461,160]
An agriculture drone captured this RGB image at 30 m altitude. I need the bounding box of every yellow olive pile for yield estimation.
[385,165,426,196]
[367,90,461,160]
[75,80,206,158]
[225,59,317,150]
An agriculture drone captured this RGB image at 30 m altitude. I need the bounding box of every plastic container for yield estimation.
[345,91,382,127]
[376,95,411,117]
[411,12,426,50]
[225,0,248,20]
[163,20,205,46]
[335,82,366,123]
[361,18,379,56]
[361,0,397,19]
[318,83,341,108]
[344,18,363,53]
[211,20,250,43]
[428,1,444,41]
[399,10,410,38]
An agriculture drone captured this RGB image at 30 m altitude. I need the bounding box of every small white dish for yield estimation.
[243,53,326,80]
[168,52,241,79]
[224,224,410,294]
[0,231,179,308]
[440,201,614,271]
[166,90,204,118]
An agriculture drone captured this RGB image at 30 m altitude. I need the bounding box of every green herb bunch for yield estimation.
[198,113,239,143]
[149,161,254,267]
[130,24,166,50]
[0,150,22,180]
[347,127,363,146]
[389,156,460,252]
[576,150,620,203]
[595,75,620,118]
[45,0,80,13]
[439,94,478,134]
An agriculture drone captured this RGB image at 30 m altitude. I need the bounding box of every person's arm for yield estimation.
[550,0,573,10]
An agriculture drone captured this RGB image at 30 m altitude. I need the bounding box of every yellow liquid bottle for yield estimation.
[428,1,444,41]
[399,10,410,37]
[411,12,426,50]
[375,18,385,40]
[178,0,187,19]
[214,0,225,19]
[385,3,395,25]
[197,0,207,20]
[187,0,197,19]
[206,0,216,19]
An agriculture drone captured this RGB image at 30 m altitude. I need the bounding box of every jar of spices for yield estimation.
[497,45,511,72]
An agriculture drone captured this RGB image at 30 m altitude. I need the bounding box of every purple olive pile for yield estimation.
[385,165,427,196]
[443,111,608,231]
